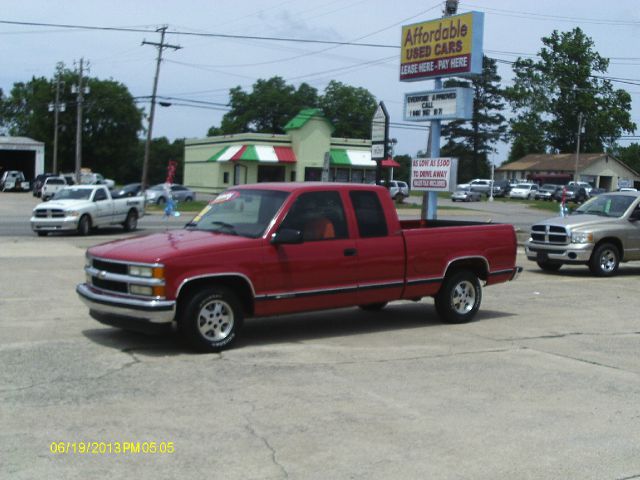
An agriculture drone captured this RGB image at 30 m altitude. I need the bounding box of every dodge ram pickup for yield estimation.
[526,191,640,276]
[76,183,522,352]
[31,185,144,236]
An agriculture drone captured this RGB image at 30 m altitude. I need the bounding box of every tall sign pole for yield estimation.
[400,2,484,219]
[371,102,390,185]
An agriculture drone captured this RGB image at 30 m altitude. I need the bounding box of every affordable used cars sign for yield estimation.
[400,11,484,81]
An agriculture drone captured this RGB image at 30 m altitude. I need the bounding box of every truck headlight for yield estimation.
[66,210,81,218]
[129,265,153,277]
[571,232,593,244]
[130,285,153,296]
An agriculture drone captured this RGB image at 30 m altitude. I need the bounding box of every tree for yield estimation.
[611,143,640,175]
[134,137,185,185]
[319,80,377,138]
[441,56,507,180]
[207,77,378,139]
[209,77,318,135]
[505,27,636,158]
[0,65,143,179]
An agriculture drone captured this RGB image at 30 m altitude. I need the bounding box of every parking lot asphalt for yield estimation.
[1,192,639,479]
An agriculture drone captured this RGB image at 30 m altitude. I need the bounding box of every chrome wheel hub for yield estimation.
[198,299,234,341]
[451,280,476,314]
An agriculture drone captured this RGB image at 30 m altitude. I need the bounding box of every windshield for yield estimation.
[186,189,289,238]
[52,188,92,201]
[573,194,635,217]
[515,184,531,189]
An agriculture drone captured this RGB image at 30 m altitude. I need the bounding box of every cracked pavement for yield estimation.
[1,211,640,478]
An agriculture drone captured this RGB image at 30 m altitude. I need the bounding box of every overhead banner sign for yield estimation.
[404,87,474,121]
[400,11,484,81]
[411,157,458,192]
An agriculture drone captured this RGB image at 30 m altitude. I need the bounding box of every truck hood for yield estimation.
[88,229,257,264]
[33,199,93,211]
[536,214,614,229]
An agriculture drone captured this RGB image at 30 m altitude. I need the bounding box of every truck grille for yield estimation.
[34,209,65,218]
[530,224,569,245]
[91,258,128,275]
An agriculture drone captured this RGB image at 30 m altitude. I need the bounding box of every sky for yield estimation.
[1,0,640,164]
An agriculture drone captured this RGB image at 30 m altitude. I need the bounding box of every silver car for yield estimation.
[452,186,482,202]
[145,184,196,205]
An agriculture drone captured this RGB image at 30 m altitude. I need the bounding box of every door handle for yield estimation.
[343,248,357,257]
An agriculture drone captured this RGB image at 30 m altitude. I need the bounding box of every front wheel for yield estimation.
[122,210,138,232]
[435,270,482,324]
[77,215,91,236]
[589,243,619,277]
[180,287,244,352]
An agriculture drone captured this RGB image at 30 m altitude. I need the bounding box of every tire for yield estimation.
[36,231,48,237]
[156,197,166,205]
[122,210,138,232]
[434,270,482,324]
[77,215,91,236]
[184,196,193,202]
[180,287,243,352]
[589,243,620,277]
[359,302,388,311]
[536,261,562,272]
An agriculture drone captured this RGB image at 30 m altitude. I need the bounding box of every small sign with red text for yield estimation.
[410,157,458,192]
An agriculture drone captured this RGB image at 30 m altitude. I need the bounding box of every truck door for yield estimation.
[92,188,112,226]
[260,190,358,316]
[348,190,405,305]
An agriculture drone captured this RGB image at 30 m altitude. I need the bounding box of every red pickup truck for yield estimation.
[77,183,521,352]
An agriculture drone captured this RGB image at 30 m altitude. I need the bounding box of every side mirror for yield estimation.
[629,210,640,222]
[271,228,303,245]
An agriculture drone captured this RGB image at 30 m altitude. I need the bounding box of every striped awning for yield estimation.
[330,149,376,167]
[330,149,398,168]
[209,145,296,163]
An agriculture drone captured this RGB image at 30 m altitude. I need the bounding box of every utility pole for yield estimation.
[73,58,89,183]
[574,112,585,182]
[141,26,181,191]
[48,62,65,174]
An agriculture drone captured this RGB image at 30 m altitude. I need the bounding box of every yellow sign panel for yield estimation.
[400,12,483,81]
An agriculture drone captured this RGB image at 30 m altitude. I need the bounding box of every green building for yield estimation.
[184,109,397,194]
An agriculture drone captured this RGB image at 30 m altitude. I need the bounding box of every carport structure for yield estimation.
[0,136,45,182]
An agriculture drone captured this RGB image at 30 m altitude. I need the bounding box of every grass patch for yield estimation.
[145,200,208,214]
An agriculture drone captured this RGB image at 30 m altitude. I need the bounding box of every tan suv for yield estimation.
[526,192,640,276]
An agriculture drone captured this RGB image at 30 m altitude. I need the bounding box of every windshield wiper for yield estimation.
[210,221,238,235]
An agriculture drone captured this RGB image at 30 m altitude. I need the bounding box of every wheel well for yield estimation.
[594,238,623,260]
[176,276,255,318]
[444,258,489,281]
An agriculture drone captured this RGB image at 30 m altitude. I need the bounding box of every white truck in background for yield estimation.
[31,185,144,236]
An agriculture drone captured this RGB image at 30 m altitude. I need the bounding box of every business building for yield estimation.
[496,153,640,190]
[184,109,398,194]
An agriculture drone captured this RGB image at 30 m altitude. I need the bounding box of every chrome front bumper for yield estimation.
[76,283,176,324]
[31,216,79,232]
[525,242,593,263]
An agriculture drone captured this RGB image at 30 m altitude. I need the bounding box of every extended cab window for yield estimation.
[349,191,388,238]
[280,191,348,241]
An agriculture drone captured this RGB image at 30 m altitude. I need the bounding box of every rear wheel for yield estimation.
[156,197,166,206]
[589,243,619,277]
[36,231,48,237]
[536,261,562,272]
[435,270,482,324]
[179,287,243,352]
